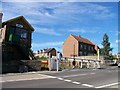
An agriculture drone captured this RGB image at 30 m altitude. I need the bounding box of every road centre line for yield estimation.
[62,74,88,78]
[72,81,81,84]
[90,73,96,75]
[95,82,119,88]
[57,78,64,80]
[64,79,72,82]
[82,84,94,87]
[62,73,96,78]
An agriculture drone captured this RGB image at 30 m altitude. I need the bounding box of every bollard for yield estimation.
[87,60,90,69]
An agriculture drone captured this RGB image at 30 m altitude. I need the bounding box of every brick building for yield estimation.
[35,48,56,58]
[63,34,99,57]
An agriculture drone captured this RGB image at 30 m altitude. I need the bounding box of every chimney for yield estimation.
[0,12,3,22]
[78,35,81,37]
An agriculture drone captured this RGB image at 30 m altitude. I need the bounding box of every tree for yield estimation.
[101,33,113,56]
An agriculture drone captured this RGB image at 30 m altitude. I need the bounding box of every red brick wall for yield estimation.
[63,35,78,57]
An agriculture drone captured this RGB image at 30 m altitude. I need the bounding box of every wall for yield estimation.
[63,35,78,57]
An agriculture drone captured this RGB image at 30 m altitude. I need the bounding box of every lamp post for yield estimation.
[73,42,76,69]
[73,42,76,60]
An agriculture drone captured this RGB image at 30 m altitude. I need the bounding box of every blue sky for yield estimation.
[1,2,119,54]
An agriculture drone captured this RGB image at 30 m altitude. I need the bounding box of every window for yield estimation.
[16,27,27,39]
[88,46,90,51]
[84,52,87,56]
[84,45,86,50]
[80,44,83,49]
[91,47,94,51]
[9,27,15,34]
[79,51,83,56]
[21,31,27,39]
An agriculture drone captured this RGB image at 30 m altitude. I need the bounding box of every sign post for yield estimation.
[98,49,100,60]
[48,53,52,71]
[56,52,62,71]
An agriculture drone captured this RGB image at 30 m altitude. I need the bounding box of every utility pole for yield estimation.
[98,49,100,60]
[48,53,52,71]
[97,49,100,68]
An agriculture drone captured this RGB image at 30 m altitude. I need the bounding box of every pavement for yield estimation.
[1,66,120,89]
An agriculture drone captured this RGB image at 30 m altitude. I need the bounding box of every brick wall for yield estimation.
[63,35,78,57]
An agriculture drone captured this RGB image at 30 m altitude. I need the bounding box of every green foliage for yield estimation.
[101,33,113,56]
[35,56,48,61]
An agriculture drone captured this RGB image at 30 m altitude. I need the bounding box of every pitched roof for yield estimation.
[2,16,34,31]
[71,34,95,45]
[44,48,55,53]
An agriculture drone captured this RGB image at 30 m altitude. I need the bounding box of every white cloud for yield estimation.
[2,0,119,2]
[69,28,97,34]
[2,2,115,24]
[32,41,63,48]
[116,40,120,43]
[35,27,61,36]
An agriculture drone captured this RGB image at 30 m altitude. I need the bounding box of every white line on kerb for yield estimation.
[64,79,72,82]
[82,84,94,87]
[95,82,119,88]
[72,81,80,84]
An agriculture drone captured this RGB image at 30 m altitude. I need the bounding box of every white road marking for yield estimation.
[57,78,64,80]
[2,74,57,83]
[62,74,88,78]
[72,81,80,84]
[64,79,72,82]
[82,84,94,87]
[39,74,57,78]
[3,78,42,82]
[90,73,96,75]
[95,82,119,88]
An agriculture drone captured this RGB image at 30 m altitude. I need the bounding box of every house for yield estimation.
[35,48,56,58]
[0,13,3,28]
[1,16,36,63]
[63,34,99,57]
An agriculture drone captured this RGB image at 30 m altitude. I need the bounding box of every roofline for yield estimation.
[2,16,34,31]
[71,34,96,46]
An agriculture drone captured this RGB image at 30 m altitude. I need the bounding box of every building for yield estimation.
[0,12,3,28]
[1,16,36,73]
[35,48,56,58]
[63,34,99,57]
[0,13,3,44]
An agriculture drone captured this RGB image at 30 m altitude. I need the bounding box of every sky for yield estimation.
[1,1,119,54]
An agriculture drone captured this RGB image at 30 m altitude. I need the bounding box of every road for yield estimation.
[2,67,119,89]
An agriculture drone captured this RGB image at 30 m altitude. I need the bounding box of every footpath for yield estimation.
[1,71,58,83]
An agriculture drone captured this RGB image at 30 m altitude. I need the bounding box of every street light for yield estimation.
[73,42,76,69]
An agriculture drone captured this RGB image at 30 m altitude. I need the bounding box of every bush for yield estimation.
[36,56,48,61]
